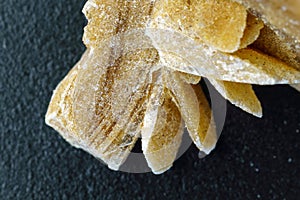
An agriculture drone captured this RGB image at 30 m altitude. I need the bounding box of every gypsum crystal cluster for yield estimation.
[46,0,300,174]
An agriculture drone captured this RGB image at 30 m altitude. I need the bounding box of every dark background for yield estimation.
[1,0,299,199]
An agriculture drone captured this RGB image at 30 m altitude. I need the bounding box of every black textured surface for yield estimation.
[1,0,300,199]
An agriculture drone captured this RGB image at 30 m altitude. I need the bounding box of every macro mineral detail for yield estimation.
[46,0,300,174]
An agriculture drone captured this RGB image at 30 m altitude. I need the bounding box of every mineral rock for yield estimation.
[46,0,300,174]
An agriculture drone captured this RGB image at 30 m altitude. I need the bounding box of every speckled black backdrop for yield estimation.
[1,0,300,199]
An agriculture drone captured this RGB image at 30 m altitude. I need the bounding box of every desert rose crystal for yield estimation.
[46,0,300,174]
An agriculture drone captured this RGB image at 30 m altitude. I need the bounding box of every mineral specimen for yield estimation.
[46,0,300,174]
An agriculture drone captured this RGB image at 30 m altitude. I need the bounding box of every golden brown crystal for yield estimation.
[46,0,300,174]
